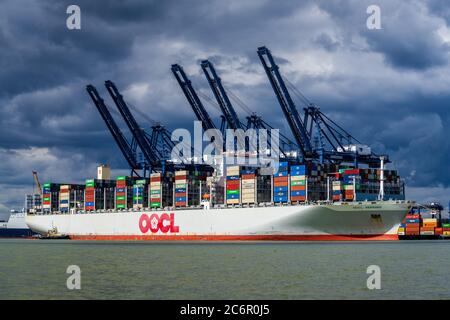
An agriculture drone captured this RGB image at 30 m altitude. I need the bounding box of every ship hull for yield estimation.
[26,201,412,241]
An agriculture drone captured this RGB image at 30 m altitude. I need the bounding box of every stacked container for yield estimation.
[133,179,148,209]
[241,169,256,204]
[442,222,450,237]
[149,173,162,209]
[42,183,60,213]
[331,179,342,201]
[273,162,289,203]
[85,179,115,211]
[84,179,95,211]
[342,169,359,201]
[175,170,188,207]
[115,176,134,209]
[256,173,271,203]
[226,166,241,205]
[290,165,306,202]
[421,218,437,236]
[404,213,421,236]
[59,185,70,212]
[59,184,85,212]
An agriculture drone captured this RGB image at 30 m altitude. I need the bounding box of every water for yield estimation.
[1,239,449,299]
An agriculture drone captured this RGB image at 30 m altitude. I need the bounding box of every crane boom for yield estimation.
[200,60,242,130]
[86,85,141,171]
[104,80,159,166]
[257,46,312,157]
[32,171,42,195]
[171,64,217,132]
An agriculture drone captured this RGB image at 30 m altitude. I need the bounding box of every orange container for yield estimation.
[274,182,288,187]
[273,177,288,183]
[420,226,435,232]
[290,185,306,191]
[435,228,443,235]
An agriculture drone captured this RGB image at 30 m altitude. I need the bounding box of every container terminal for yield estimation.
[24,46,424,241]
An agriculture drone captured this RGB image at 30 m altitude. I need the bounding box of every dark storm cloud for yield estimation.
[1,0,450,208]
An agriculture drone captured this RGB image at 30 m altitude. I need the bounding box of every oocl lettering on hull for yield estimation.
[139,213,180,234]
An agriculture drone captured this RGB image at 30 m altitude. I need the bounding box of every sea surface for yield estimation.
[0,239,449,299]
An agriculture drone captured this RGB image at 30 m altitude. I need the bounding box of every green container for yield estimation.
[116,176,127,181]
[176,183,187,188]
[86,183,95,188]
[133,196,143,200]
[150,190,161,195]
[116,204,126,209]
[135,179,147,185]
[43,197,50,201]
[116,196,125,200]
[150,202,161,208]
[442,223,450,228]
[227,190,240,195]
[43,183,51,188]
[291,180,305,186]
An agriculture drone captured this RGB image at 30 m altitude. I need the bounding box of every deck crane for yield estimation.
[171,64,218,133]
[32,171,42,195]
[257,46,313,160]
[257,46,387,166]
[103,80,213,173]
[86,85,143,176]
[200,60,243,130]
[104,80,161,169]
[200,59,298,158]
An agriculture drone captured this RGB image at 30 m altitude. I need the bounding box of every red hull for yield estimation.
[69,234,399,241]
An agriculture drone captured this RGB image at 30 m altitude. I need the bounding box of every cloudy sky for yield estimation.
[1,0,450,209]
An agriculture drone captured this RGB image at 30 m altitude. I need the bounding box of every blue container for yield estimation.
[85,202,94,206]
[175,188,186,193]
[175,197,186,202]
[275,192,287,196]
[406,219,420,224]
[274,186,288,192]
[291,190,306,196]
[116,187,126,193]
[241,169,255,174]
[60,199,69,204]
[290,165,305,171]
[290,170,305,176]
[273,196,288,202]
[274,172,288,177]
[226,194,240,199]
[226,175,240,181]
[332,190,341,195]
[279,162,288,167]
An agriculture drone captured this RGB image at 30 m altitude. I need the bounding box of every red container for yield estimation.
[175,192,186,197]
[435,228,443,235]
[241,174,255,180]
[344,169,360,175]
[150,198,161,202]
[175,202,186,206]
[273,177,288,183]
[405,214,420,219]
[150,177,160,183]
[175,175,187,180]
[226,184,240,191]
[290,185,305,191]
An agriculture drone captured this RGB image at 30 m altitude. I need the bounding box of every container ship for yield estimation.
[26,163,413,241]
[25,46,415,241]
